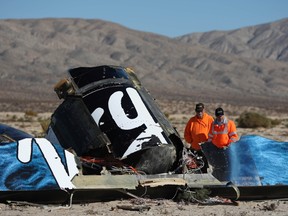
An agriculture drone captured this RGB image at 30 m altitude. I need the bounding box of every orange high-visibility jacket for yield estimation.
[184,113,214,150]
[208,117,238,148]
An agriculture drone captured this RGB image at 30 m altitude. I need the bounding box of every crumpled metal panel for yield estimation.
[0,123,33,142]
[48,65,183,174]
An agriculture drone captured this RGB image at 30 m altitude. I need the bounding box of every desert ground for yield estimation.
[0,100,288,216]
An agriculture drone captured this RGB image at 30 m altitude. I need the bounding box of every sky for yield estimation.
[1,0,288,37]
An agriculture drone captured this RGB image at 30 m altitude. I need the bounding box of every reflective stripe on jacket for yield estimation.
[184,113,214,150]
[208,117,238,148]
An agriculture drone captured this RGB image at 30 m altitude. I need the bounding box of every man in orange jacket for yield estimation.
[184,103,214,173]
[208,107,238,149]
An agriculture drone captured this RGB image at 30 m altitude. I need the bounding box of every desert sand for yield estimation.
[0,101,287,216]
[1,198,288,216]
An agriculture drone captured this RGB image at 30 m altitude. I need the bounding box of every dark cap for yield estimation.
[195,103,204,112]
[215,107,224,117]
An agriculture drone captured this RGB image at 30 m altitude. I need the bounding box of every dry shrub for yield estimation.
[39,119,51,134]
[237,112,281,128]
[24,110,38,117]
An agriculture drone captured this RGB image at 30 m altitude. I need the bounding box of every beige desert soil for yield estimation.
[0,198,288,216]
[0,101,288,216]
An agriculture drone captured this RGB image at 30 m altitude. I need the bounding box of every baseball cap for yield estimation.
[195,103,204,112]
[215,107,224,117]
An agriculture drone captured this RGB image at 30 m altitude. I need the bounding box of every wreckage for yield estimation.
[0,65,288,204]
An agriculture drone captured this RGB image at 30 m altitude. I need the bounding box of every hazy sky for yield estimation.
[1,0,287,37]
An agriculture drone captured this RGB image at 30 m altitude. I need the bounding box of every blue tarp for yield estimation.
[201,135,288,186]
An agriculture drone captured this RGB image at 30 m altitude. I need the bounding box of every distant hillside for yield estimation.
[177,18,288,61]
[0,18,287,112]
